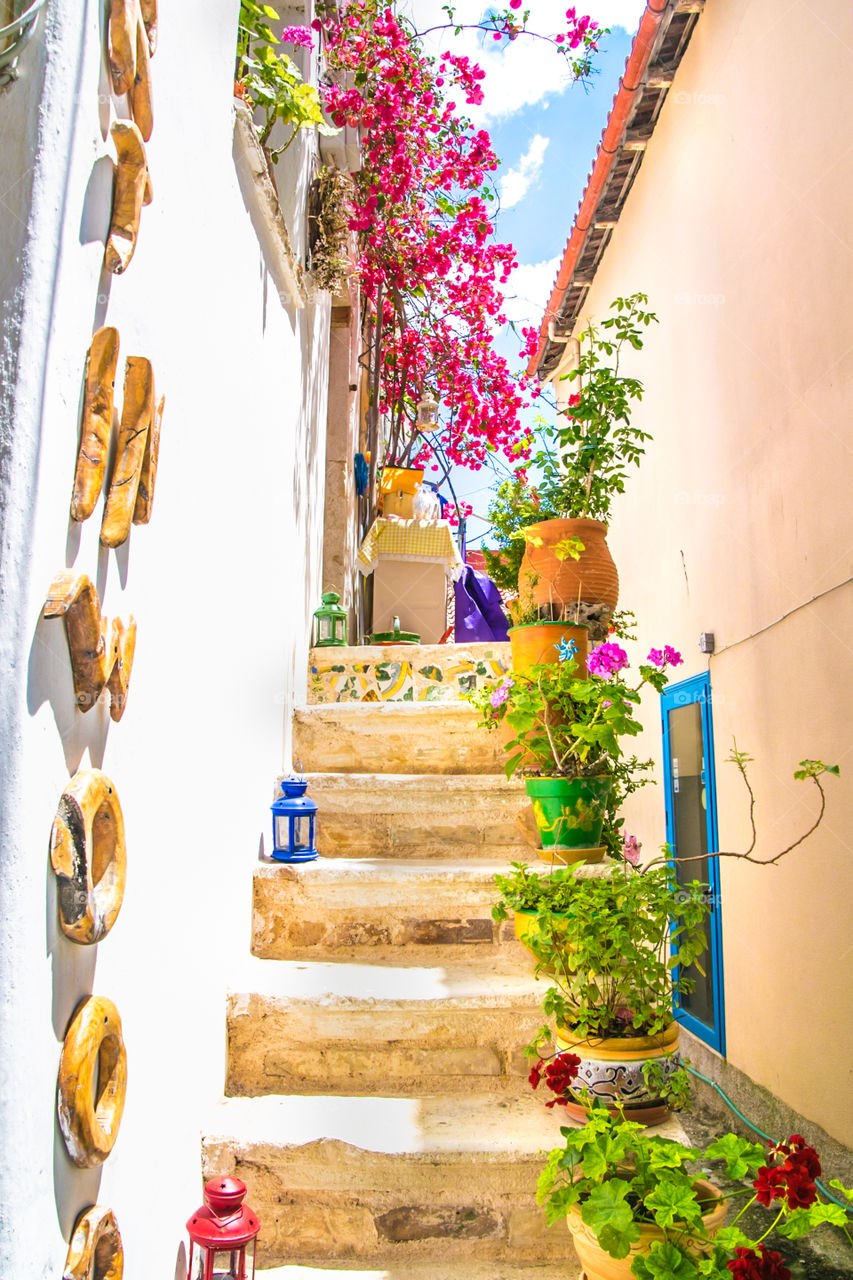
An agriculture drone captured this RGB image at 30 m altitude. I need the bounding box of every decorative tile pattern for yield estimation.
[309,643,510,704]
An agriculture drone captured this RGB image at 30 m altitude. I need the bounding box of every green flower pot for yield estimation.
[525,775,612,854]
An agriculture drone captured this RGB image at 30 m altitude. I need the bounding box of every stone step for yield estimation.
[260,1264,576,1279]
[302,774,530,858]
[292,702,505,775]
[202,1093,578,1268]
[252,858,515,961]
[226,968,547,1097]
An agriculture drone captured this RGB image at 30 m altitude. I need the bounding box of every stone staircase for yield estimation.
[202,644,585,1277]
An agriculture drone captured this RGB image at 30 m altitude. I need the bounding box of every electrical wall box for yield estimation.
[699,632,715,654]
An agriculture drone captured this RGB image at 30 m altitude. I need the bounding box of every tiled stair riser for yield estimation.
[309,643,510,704]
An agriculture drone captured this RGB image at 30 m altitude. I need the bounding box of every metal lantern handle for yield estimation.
[0,0,49,87]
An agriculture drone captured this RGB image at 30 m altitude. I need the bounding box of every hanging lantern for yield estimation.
[270,775,318,863]
[186,1176,260,1280]
[416,393,439,429]
[312,590,348,647]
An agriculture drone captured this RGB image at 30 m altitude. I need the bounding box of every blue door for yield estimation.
[661,673,725,1054]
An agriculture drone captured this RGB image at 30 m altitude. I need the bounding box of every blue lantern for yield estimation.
[270,776,318,862]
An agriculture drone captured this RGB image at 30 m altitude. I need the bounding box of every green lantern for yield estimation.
[313,590,348,647]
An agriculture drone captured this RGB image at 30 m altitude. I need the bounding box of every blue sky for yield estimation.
[402,0,646,538]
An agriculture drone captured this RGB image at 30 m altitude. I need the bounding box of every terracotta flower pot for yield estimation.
[525,775,612,856]
[518,518,618,621]
[567,1177,727,1280]
[556,1022,681,1126]
[508,622,588,676]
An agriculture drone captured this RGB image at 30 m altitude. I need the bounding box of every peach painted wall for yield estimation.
[547,0,853,1145]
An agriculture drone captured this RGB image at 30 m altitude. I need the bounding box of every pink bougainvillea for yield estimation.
[319,1,600,476]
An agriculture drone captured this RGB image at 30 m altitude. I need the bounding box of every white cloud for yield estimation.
[404,0,647,123]
[500,134,550,209]
[500,253,561,327]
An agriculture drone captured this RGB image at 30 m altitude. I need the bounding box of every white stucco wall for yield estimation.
[0,2,330,1274]
[547,0,853,1145]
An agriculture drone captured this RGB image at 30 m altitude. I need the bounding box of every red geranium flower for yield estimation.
[727,1245,792,1280]
[753,1166,786,1206]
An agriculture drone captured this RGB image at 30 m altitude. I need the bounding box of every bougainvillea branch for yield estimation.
[319,0,600,509]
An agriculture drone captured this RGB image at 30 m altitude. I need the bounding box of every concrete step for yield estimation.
[226,967,548,1097]
[292,703,505,775]
[303,774,530,858]
[202,1093,578,1267]
[252,859,515,961]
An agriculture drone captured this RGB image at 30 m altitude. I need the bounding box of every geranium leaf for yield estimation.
[580,1179,638,1258]
[705,1133,766,1178]
[633,1241,704,1279]
[645,1174,703,1229]
[778,1203,850,1238]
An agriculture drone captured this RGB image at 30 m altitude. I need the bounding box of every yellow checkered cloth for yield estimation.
[357,517,464,579]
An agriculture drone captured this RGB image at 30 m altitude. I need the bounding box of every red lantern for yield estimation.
[186,1176,260,1280]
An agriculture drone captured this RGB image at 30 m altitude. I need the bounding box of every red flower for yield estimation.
[753,1166,786,1206]
[528,1053,581,1107]
[781,1168,817,1210]
[727,1246,792,1280]
[784,1135,821,1180]
[758,1134,821,1208]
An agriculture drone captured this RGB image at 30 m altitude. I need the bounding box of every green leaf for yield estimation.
[632,1241,704,1280]
[580,1179,638,1259]
[645,1173,704,1229]
[713,1225,753,1251]
[705,1133,765,1179]
[778,1202,851,1238]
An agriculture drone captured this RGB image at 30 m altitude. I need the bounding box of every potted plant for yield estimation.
[525,857,709,1120]
[470,638,681,861]
[505,540,591,675]
[535,1087,853,1280]
[234,3,336,176]
[492,860,591,968]
[485,293,657,630]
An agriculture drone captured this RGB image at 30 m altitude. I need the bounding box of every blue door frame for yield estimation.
[661,672,726,1055]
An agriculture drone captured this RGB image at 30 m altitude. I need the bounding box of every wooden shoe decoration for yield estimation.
[57,996,127,1168]
[129,3,153,140]
[139,0,157,54]
[63,1205,124,1280]
[100,356,155,546]
[104,122,153,275]
[70,327,120,523]
[50,770,127,945]
[107,0,137,96]
[43,572,137,720]
[132,392,164,525]
[108,0,155,138]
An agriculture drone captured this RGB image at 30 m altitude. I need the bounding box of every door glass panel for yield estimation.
[668,700,714,1029]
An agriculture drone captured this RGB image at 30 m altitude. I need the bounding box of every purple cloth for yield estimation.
[454,564,509,642]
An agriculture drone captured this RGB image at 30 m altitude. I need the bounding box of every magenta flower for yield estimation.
[646,648,665,666]
[623,834,642,865]
[586,642,629,678]
[281,25,314,47]
[490,679,512,709]
[664,645,683,666]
